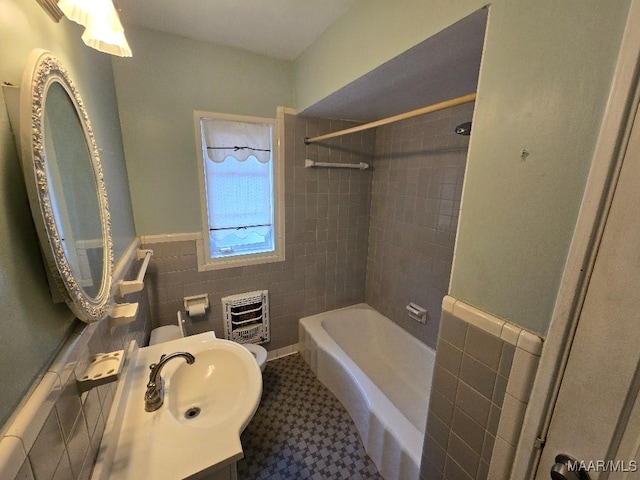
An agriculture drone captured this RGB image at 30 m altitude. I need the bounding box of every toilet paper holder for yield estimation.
[184,294,209,317]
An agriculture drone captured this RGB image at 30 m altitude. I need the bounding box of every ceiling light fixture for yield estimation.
[57,0,132,57]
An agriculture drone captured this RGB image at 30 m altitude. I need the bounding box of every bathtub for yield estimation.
[299,304,435,480]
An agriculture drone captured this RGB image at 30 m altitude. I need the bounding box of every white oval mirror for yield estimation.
[19,50,113,323]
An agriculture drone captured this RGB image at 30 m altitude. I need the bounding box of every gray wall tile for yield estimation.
[487,404,502,435]
[448,432,480,478]
[451,408,485,454]
[427,411,451,449]
[14,258,150,480]
[144,113,374,351]
[440,313,468,349]
[481,432,495,464]
[422,299,519,480]
[365,103,470,349]
[477,460,489,480]
[66,415,90,478]
[81,389,101,441]
[465,326,503,370]
[420,457,443,480]
[444,455,474,480]
[51,452,73,480]
[28,410,65,480]
[432,364,459,401]
[15,460,35,480]
[430,389,455,427]
[492,374,508,408]
[436,340,463,376]
[424,434,447,473]
[455,381,491,428]
[499,343,516,377]
[459,354,497,400]
[55,377,83,442]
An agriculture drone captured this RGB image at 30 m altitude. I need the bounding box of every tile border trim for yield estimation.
[444,296,542,355]
[139,232,200,244]
[0,436,27,479]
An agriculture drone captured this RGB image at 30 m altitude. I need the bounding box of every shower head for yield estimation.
[454,121,472,136]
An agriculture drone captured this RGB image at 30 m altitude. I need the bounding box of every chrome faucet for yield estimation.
[144,352,195,412]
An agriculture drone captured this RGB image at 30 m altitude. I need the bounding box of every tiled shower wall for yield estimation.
[0,254,151,480]
[366,102,474,348]
[143,114,374,350]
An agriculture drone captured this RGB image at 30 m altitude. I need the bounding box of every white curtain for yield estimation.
[202,117,272,164]
[206,158,273,238]
[200,117,274,255]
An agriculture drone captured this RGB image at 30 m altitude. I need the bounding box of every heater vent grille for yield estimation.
[222,290,270,344]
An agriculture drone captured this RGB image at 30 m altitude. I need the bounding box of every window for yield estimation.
[195,111,284,270]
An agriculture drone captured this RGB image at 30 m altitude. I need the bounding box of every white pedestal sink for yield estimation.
[92,332,262,480]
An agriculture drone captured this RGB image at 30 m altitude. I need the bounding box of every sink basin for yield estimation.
[167,344,259,429]
[93,332,262,480]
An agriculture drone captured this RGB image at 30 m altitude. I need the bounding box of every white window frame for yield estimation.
[194,109,285,271]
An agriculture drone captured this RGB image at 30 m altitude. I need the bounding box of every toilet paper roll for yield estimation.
[187,304,206,317]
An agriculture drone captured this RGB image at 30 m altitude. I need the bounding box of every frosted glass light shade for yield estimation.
[82,19,132,57]
[57,0,92,26]
[58,0,132,57]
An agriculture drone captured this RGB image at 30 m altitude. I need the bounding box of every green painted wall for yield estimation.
[4,0,625,437]
[111,26,294,235]
[294,0,631,336]
[0,0,135,429]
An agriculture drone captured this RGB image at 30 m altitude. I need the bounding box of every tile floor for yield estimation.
[237,353,383,480]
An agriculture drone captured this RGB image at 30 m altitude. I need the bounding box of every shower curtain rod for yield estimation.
[304,92,476,145]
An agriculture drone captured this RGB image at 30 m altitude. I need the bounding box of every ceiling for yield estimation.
[116,2,486,122]
[116,0,357,61]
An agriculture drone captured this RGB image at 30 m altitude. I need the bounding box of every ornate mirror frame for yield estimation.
[19,50,113,323]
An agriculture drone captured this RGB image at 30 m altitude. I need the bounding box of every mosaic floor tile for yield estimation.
[237,354,382,480]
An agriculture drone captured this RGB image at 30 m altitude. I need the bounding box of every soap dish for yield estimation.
[108,302,139,329]
[77,350,125,393]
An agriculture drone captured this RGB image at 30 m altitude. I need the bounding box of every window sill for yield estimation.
[195,237,284,272]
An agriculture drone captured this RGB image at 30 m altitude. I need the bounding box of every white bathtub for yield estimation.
[299,303,435,480]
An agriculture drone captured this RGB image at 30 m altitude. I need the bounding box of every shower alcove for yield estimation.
[295,8,488,480]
